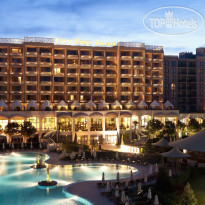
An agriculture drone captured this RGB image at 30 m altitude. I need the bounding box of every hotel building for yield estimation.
[164,48,205,113]
[0,37,203,145]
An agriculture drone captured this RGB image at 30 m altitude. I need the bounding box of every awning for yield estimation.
[120,112,132,117]
[74,112,88,118]
[105,112,118,118]
[161,147,190,158]
[57,112,72,118]
[89,112,103,117]
[152,138,169,147]
[0,115,9,120]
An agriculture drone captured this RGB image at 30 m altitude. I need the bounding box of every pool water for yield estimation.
[0,152,138,205]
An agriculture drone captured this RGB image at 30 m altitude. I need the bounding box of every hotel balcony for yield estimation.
[10,52,23,56]
[133,56,144,60]
[54,63,65,67]
[133,65,144,69]
[67,73,77,77]
[67,55,79,59]
[11,62,23,66]
[0,52,8,56]
[94,64,104,68]
[26,61,37,66]
[93,73,103,77]
[93,55,104,60]
[153,66,163,70]
[106,65,116,69]
[93,91,104,95]
[40,62,52,66]
[26,52,37,56]
[80,55,92,59]
[121,56,131,60]
[67,63,79,67]
[80,64,91,68]
[153,58,163,62]
[106,56,116,60]
[40,52,52,56]
[121,64,131,68]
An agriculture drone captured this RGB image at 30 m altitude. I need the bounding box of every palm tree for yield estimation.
[20,121,37,142]
[4,122,19,142]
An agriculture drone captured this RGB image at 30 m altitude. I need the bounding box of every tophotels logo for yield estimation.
[143,6,204,35]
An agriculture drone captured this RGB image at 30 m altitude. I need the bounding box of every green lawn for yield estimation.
[189,175,205,205]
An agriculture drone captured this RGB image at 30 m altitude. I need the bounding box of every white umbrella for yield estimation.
[116,172,120,182]
[125,196,129,203]
[130,170,133,181]
[116,152,119,160]
[106,182,110,192]
[147,188,152,199]
[144,175,147,183]
[83,151,85,159]
[169,169,172,177]
[21,142,24,149]
[12,142,14,149]
[115,189,119,197]
[121,190,126,203]
[30,142,33,149]
[149,165,153,175]
[39,143,42,149]
[116,185,119,190]
[102,172,105,184]
[125,202,130,205]
[155,163,159,173]
[137,183,142,193]
[93,150,97,159]
[2,143,5,150]
[154,195,159,205]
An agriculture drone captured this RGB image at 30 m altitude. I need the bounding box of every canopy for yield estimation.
[56,100,67,109]
[98,100,109,110]
[169,129,205,152]
[11,100,23,111]
[150,100,161,109]
[138,100,148,109]
[125,100,136,109]
[164,100,174,110]
[27,100,38,111]
[71,100,82,110]
[161,147,190,158]
[86,100,96,110]
[111,100,122,109]
[41,100,52,110]
[152,138,169,147]
[0,100,8,110]
[89,112,103,117]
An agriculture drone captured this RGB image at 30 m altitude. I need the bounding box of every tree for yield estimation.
[176,120,186,139]
[187,119,201,135]
[133,120,139,140]
[4,122,20,140]
[145,119,164,139]
[162,121,176,141]
[179,183,197,205]
[21,121,37,141]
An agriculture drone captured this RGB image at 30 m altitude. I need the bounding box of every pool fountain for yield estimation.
[31,155,46,169]
[38,167,57,188]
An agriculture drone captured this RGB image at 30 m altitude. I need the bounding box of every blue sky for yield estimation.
[0,0,204,54]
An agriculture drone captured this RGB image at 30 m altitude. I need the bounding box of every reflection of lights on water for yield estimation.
[46,188,49,195]
[11,152,21,157]
[100,166,107,171]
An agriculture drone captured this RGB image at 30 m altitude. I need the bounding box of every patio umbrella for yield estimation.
[11,142,14,149]
[116,172,120,182]
[30,142,33,149]
[152,138,169,147]
[102,172,105,184]
[116,185,119,190]
[149,165,153,175]
[125,195,129,202]
[2,143,5,150]
[83,151,85,159]
[144,175,147,183]
[154,195,159,205]
[121,190,126,203]
[169,169,172,177]
[155,163,159,173]
[116,152,119,160]
[137,182,142,193]
[39,143,42,149]
[161,147,190,158]
[106,182,110,192]
[130,170,133,181]
[125,202,130,205]
[147,188,152,199]
[93,150,97,159]
[21,142,24,149]
[115,189,119,197]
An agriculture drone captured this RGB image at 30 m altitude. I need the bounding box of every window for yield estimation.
[27,117,39,129]
[42,117,56,130]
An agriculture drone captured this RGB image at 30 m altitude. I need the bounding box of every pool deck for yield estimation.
[45,152,151,205]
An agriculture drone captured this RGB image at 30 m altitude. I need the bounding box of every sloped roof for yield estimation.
[98,100,109,109]
[169,129,205,152]
[71,100,81,107]
[164,100,174,109]
[126,100,135,107]
[27,100,37,110]
[0,100,8,110]
[11,100,22,110]
[150,100,160,109]
[138,100,148,109]
[161,147,190,158]
[86,100,96,109]
[41,100,52,110]
[56,100,67,107]
[152,138,169,147]
[112,100,122,107]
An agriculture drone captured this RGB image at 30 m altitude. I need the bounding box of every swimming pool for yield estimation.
[0,152,138,205]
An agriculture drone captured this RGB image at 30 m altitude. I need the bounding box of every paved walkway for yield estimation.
[45,152,151,205]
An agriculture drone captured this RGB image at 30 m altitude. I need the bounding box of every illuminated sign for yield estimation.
[55,38,116,47]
